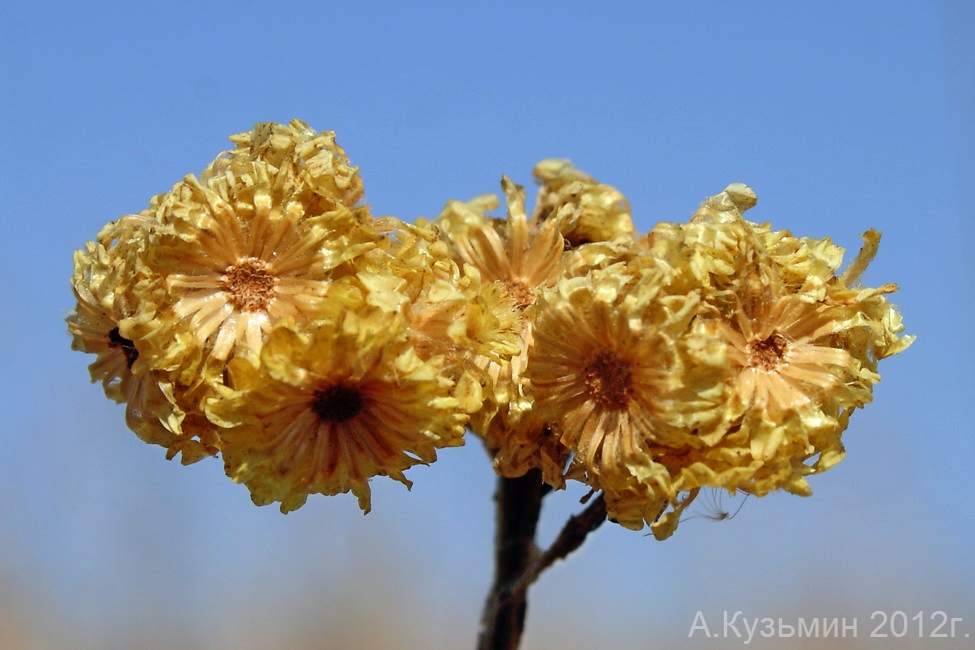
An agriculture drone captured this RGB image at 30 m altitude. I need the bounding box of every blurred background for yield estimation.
[2,1,972,648]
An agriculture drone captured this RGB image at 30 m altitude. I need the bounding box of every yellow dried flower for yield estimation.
[438,176,564,309]
[532,159,635,247]
[216,118,365,211]
[526,261,701,485]
[69,121,395,472]
[432,177,571,480]
[67,215,214,463]
[607,187,912,538]
[124,161,382,386]
[379,220,523,371]
[205,306,467,513]
[681,213,913,446]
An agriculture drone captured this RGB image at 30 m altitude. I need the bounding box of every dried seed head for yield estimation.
[221,257,277,312]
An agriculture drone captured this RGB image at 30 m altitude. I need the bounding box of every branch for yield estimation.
[510,492,607,596]
[477,471,544,650]
[477,475,608,650]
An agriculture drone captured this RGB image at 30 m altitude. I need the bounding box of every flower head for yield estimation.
[532,158,635,248]
[206,305,467,513]
[125,161,383,386]
[438,176,564,309]
[526,262,700,485]
[433,178,570,479]
[69,122,387,470]
[613,186,912,538]
[67,215,215,463]
[215,118,365,211]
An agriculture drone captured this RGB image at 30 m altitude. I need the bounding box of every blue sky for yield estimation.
[2,2,973,648]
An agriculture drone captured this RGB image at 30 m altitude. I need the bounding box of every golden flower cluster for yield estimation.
[68,120,514,512]
[70,121,913,536]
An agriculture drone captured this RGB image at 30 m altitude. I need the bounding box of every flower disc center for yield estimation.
[502,279,536,310]
[583,348,633,410]
[108,327,139,369]
[312,383,364,423]
[221,257,277,312]
[747,333,789,370]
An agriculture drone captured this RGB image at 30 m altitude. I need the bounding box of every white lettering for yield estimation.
[778,619,795,637]
[951,617,963,637]
[798,618,819,637]
[741,616,760,643]
[889,611,907,637]
[822,617,840,637]
[688,611,710,637]
[723,610,743,638]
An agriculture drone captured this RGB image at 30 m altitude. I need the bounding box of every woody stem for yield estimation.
[476,470,608,650]
[477,470,544,650]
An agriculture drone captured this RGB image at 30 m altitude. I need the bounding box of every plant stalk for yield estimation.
[477,470,544,650]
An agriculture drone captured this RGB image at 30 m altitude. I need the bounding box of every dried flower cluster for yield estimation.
[69,120,912,538]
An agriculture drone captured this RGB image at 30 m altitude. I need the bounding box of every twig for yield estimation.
[477,475,608,650]
[514,492,607,592]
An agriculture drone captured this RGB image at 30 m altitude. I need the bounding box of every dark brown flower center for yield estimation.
[221,257,277,312]
[583,348,633,410]
[312,383,364,423]
[108,327,139,369]
[747,333,789,370]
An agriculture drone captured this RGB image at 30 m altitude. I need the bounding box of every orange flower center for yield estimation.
[221,257,277,312]
[583,348,633,410]
[312,383,364,423]
[747,333,789,370]
[502,279,536,310]
[108,327,139,369]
